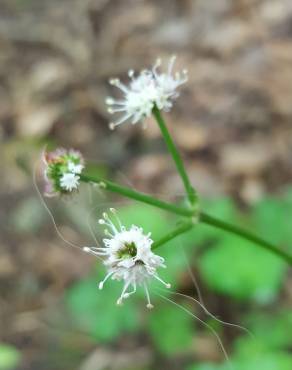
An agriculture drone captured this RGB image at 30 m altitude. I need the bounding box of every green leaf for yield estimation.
[252,195,292,245]
[66,275,140,343]
[235,309,292,354]
[234,352,292,370]
[0,344,21,370]
[148,302,194,355]
[118,204,171,240]
[186,363,224,370]
[199,234,286,303]
[178,197,238,253]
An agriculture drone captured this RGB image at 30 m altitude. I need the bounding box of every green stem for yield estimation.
[152,221,194,250]
[152,106,197,206]
[80,174,193,217]
[80,172,292,265]
[200,212,292,265]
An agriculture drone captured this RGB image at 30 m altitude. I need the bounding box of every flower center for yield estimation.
[117,242,137,259]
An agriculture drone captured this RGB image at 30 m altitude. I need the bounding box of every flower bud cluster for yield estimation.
[43,148,84,197]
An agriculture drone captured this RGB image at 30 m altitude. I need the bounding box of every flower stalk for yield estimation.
[152,106,197,206]
[79,173,292,265]
[80,174,193,217]
[152,221,194,250]
[200,212,292,265]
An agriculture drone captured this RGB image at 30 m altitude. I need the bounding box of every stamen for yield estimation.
[108,107,127,113]
[116,280,131,306]
[168,55,176,75]
[128,69,135,78]
[144,283,153,309]
[83,246,108,257]
[110,208,123,231]
[153,274,171,288]
[99,271,114,290]
[123,282,136,298]
[105,97,114,105]
[104,229,113,237]
[112,79,129,94]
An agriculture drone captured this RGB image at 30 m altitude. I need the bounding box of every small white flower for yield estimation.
[43,148,84,197]
[83,209,170,309]
[152,56,188,112]
[106,56,187,130]
[60,173,80,191]
[68,161,84,174]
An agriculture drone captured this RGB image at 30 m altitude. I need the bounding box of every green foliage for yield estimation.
[252,189,292,244]
[232,332,292,370]
[233,309,292,359]
[195,196,289,303]
[187,352,292,370]
[0,344,21,370]
[148,302,194,355]
[117,204,171,240]
[65,190,292,364]
[186,364,224,370]
[199,234,285,303]
[233,353,292,370]
[66,274,139,342]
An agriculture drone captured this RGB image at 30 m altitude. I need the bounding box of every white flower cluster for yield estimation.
[60,161,83,191]
[106,56,188,129]
[43,148,84,197]
[83,209,171,308]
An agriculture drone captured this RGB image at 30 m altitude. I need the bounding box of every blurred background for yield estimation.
[0,0,292,369]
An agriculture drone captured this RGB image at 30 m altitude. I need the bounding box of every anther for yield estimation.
[105,97,114,105]
[98,181,106,189]
[128,69,134,78]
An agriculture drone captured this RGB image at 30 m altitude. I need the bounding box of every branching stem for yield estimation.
[80,173,292,265]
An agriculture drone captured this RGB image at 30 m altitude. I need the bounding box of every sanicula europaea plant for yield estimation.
[41,56,292,308]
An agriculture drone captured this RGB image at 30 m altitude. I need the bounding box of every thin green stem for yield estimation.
[80,172,292,265]
[152,106,197,206]
[152,221,194,250]
[80,173,193,217]
[200,212,292,265]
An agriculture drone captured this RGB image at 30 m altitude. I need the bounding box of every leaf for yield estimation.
[234,352,292,370]
[118,204,171,240]
[185,198,238,246]
[66,275,140,343]
[199,234,286,303]
[0,344,21,370]
[235,309,292,354]
[252,195,292,245]
[186,363,224,370]
[148,302,194,355]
